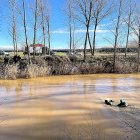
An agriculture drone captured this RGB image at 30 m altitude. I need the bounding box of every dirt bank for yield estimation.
[0,55,138,79]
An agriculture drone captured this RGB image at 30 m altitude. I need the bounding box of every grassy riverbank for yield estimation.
[0,53,138,80]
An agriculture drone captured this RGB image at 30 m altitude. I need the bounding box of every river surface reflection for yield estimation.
[0,74,140,140]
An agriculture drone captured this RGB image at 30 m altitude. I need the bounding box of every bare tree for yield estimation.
[131,9,140,72]
[38,0,51,56]
[138,25,140,72]
[65,0,75,53]
[72,21,75,52]
[9,0,18,55]
[46,6,51,55]
[33,0,39,58]
[113,0,124,72]
[75,0,94,60]
[39,0,46,57]
[124,0,134,57]
[92,0,113,55]
[22,0,30,62]
[0,4,2,33]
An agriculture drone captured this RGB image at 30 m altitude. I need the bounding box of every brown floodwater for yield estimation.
[0,74,140,140]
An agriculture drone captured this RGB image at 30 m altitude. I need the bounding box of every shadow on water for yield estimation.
[0,107,126,140]
[0,74,140,140]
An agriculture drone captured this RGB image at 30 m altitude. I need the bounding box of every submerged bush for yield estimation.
[25,64,51,78]
[115,62,137,74]
[0,63,51,80]
[78,63,105,74]
[3,65,18,80]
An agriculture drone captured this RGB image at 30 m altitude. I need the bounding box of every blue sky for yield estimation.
[0,0,140,50]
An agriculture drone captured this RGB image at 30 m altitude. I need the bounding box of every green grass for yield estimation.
[86,52,137,57]
[6,51,138,59]
[55,52,67,56]
[9,52,24,57]
[0,58,3,65]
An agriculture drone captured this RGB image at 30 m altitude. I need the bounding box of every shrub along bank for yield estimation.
[0,55,138,80]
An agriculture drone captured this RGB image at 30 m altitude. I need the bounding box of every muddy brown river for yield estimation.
[0,74,140,140]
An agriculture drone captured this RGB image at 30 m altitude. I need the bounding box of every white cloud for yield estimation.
[75,29,110,33]
[0,45,13,50]
[51,29,69,34]
[51,28,111,34]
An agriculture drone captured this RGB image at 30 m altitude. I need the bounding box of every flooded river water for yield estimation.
[0,74,140,140]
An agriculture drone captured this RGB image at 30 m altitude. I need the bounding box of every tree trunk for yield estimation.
[125,13,131,57]
[22,0,30,63]
[87,30,93,55]
[72,26,75,52]
[93,21,98,56]
[14,20,18,55]
[84,29,88,61]
[12,27,16,55]
[33,0,38,58]
[41,7,46,57]
[125,26,130,57]
[47,21,51,55]
[15,32,18,55]
[113,35,118,72]
[113,0,122,72]
[69,23,72,53]
[137,25,140,72]
[43,26,46,57]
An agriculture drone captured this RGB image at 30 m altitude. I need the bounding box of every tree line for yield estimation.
[8,0,51,62]
[1,0,140,71]
[65,0,140,71]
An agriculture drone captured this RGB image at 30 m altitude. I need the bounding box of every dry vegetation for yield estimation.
[0,0,140,80]
[0,54,138,80]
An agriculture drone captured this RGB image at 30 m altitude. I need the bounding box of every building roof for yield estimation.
[30,44,44,47]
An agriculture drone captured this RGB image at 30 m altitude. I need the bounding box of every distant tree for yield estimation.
[123,0,135,57]
[65,0,75,53]
[33,0,39,58]
[46,6,51,55]
[130,8,140,72]
[39,0,46,57]
[39,0,51,56]
[113,0,124,72]
[9,0,18,55]
[75,0,94,60]
[21,0,30,62]
[92,0,113,55]
[0,5,1,32]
